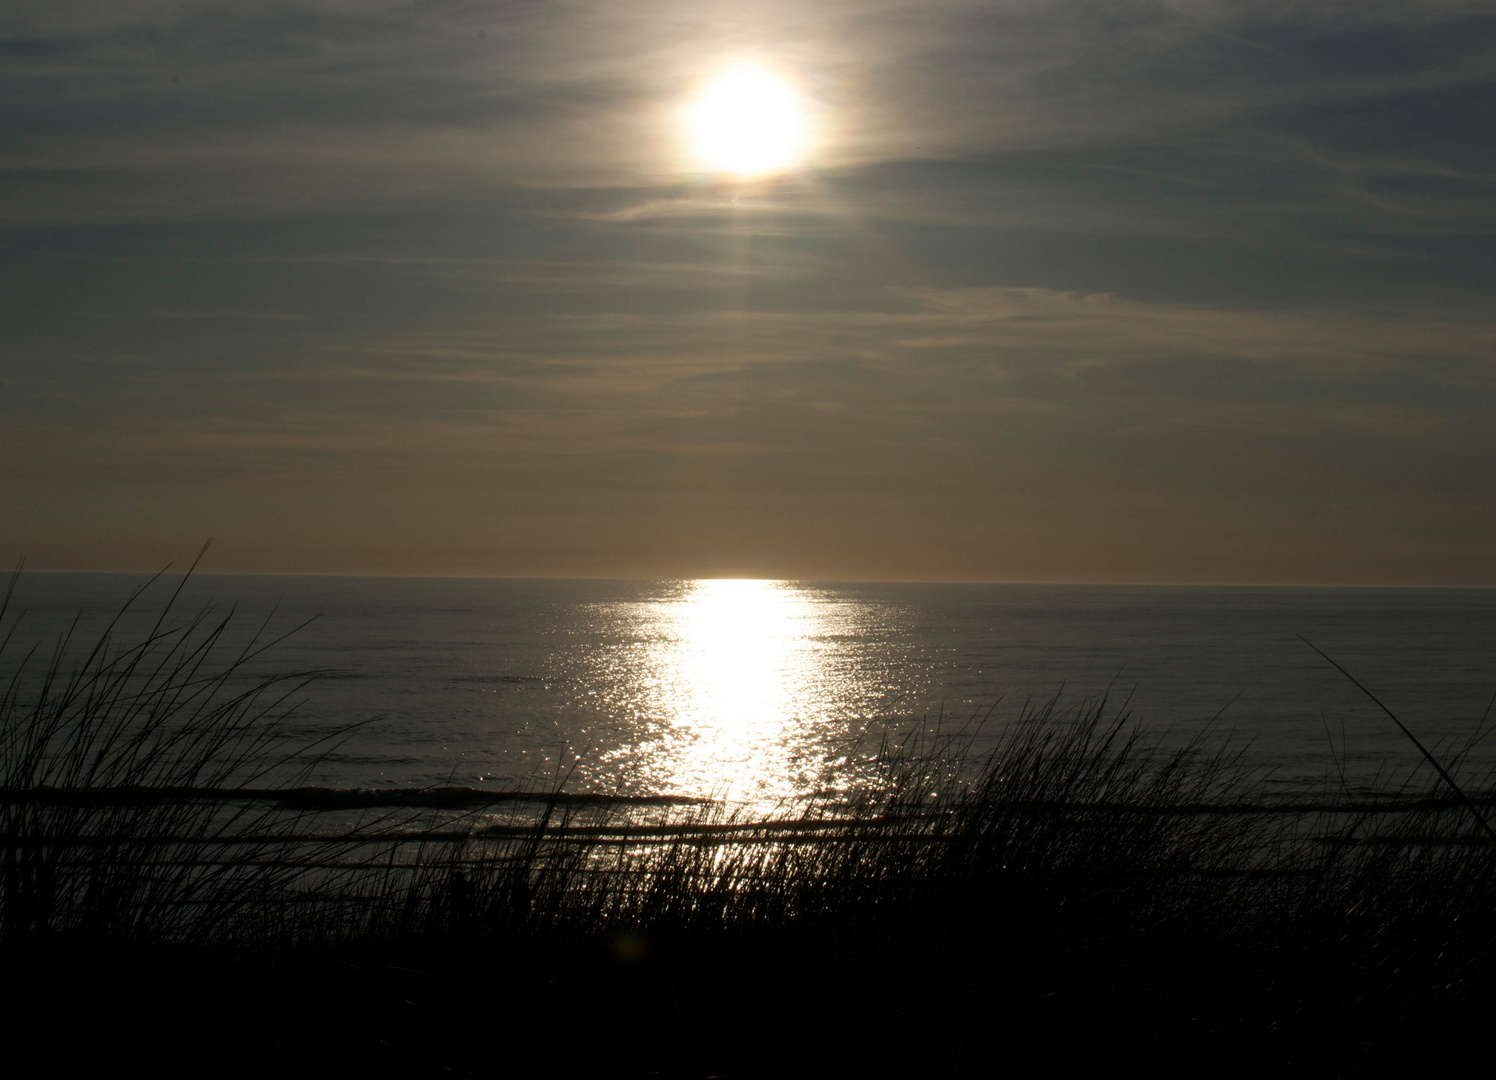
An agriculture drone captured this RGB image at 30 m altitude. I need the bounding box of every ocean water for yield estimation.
[5,573,1496,812]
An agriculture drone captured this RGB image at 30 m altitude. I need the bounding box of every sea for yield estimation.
[5,573,1496,816]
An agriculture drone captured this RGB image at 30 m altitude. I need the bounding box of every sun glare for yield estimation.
[688,69,808,177]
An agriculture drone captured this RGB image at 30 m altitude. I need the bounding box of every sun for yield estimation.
[687,69,809,177]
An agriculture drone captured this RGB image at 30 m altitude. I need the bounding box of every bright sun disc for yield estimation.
[688,69,808,176]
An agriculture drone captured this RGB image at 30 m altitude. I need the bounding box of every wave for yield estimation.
[0,785,708,810]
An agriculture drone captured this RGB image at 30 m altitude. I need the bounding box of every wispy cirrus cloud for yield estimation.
[3,1,1495,579]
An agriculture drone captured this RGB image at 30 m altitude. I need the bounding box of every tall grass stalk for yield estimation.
[0,564,358,943]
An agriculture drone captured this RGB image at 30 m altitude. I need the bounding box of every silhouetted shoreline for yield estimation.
[5,583,1496,1075]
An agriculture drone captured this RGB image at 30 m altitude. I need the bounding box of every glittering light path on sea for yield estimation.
[590,579,879,811]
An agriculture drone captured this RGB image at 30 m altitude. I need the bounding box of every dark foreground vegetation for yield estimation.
[4,574,1495,1077]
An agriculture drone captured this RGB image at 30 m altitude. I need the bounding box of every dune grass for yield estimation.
[0,563,358,943]
[3,571,1495,1074]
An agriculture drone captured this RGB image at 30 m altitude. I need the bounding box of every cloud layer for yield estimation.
[3,1,1495,580]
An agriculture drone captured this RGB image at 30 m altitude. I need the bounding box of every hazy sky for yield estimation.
[4,1,1495,582]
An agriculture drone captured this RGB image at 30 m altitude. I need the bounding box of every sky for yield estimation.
[3,1,1495,583]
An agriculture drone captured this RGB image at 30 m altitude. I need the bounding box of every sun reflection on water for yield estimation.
[624,579,847,810]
